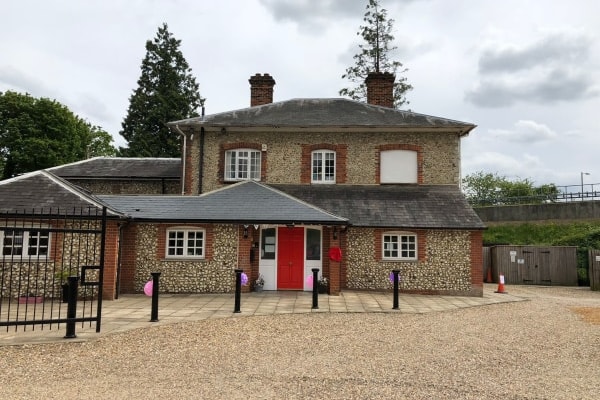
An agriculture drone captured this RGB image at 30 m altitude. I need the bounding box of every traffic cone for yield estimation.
[495,274,507,294]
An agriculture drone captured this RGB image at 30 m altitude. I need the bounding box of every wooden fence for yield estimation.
[485,246,578,286]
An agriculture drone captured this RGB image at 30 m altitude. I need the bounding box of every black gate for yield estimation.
[0,206,106,335]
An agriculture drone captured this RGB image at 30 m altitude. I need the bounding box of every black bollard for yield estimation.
[392,269,400,310]
[64,276,78,339]
[311,268,319,309]
[150,272,161,322]
[234,269,243,313]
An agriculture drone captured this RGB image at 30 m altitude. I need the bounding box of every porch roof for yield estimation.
[98,181,347,225]
[270,184,486,230]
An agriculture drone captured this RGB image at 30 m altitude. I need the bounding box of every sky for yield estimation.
[1,0,599,189]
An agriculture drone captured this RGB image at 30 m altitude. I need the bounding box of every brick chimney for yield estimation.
[365,72,395,108]
[249,73,276,106]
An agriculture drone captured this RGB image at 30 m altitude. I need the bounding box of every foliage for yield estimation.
[339,0,412,108]
[462,171,559,206]
[255,274,265,287]
[119,23,204,158]
[0,91,116,179]
[318,276,329,287]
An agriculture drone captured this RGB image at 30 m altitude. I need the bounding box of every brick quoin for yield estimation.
[328,227,341,295]
[237,225,254,293]
[118,224,138,294]
[102,222,120,300]
[470,230,484,296]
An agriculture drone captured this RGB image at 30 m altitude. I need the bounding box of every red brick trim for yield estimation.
[470,230,484,296]
[219,143,267,184]
[376,144,423,184]
[300,143,348,184]
[374,229,426,262]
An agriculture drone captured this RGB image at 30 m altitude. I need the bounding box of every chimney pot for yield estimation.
[365,72,395,108]
[249,73,276,106]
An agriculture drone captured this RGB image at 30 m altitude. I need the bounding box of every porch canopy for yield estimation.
[98,181,347,225]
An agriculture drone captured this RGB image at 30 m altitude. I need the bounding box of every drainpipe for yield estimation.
[199,126,205,194]
[174,124,186,195]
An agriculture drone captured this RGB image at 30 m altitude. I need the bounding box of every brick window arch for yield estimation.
[219,143,267,183]
[301,143,347,184]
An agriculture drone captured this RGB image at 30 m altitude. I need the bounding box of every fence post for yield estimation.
[392,269,400,310]
[150,272,161,322]
[311,268,319,309]
[64,276,79,339]
[234,269,242,313]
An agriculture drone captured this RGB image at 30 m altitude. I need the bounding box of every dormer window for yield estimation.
[311,150,336,183]
[224,149,261,181]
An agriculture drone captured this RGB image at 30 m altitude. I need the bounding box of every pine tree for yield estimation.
[120,23,204,157]
[339,0,412,108]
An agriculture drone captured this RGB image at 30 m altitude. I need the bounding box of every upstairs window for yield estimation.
[382,232,417,261]
[312,150,336,183]
[1,229,50,259]
[166,228,205,258]
[225,149,261,182]
[380,150,418,183]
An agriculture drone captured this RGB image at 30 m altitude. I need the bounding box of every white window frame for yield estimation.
[382,232,417,261]
[311,150,336,183]
[1,228,50,259]
[166,228,205,259]
[224,149,261,182]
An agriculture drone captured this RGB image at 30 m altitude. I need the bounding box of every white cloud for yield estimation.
[489,120,557,143]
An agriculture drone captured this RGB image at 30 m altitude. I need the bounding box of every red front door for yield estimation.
[277,227,304,289]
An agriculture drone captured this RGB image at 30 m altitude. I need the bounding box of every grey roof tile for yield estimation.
[169,98,475,134]
[0,171,123,216]
[47,157,180,179]
[270,184,486,229]
[98,181,347,224]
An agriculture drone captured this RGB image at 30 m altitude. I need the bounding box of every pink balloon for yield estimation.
[144,280,153,296]
[241,273,249,286]
[306,275,313,285]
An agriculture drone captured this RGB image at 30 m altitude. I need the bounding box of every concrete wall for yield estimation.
[475,200,600,224]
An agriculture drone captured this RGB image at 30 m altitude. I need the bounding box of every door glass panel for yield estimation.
[261,228,276,259]
[306,228,321,260]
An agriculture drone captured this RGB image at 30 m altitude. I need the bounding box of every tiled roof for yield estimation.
[47,157,181,179]
[98,181,347,224]
[270,184,486,229]
[169,98,475,135]
[0,171,123,216]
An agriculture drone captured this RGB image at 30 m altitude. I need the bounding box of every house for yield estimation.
[0,72,485,300]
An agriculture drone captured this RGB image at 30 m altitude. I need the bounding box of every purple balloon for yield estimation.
[144,280,153,296]
[306,275,313,285]
[241,272,249,286]
[389,272,400,283]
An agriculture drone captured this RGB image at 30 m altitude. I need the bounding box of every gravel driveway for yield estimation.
[1,286,599,399]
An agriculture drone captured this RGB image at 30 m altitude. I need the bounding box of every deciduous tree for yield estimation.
[0,91,116,179]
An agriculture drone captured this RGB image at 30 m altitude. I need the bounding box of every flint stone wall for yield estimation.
[346,228,472,293]
[65,179,180,195]
[133,224,238,293]
[200,130,459,192]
